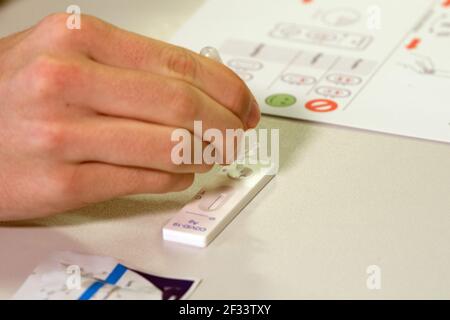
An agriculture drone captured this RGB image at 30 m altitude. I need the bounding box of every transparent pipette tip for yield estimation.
[200,46,223,63]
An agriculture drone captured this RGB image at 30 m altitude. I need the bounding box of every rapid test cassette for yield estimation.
[163,162,275,248]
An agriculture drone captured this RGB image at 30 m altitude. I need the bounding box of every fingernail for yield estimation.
[246,99,261,129]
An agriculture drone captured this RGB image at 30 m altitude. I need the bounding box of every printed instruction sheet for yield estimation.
[171,0,450,143]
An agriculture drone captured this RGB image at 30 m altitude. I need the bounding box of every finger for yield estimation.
[45,14,258,127]
[64,116,214,173]
[71,162,194,203]
[247,98,261,129]
[48,56,244,138]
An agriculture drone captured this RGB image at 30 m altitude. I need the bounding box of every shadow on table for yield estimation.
[1,195,188,227]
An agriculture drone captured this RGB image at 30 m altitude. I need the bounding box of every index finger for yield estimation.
[57,15,260,129]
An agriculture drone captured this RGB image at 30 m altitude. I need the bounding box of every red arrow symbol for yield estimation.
[406,38,421,50]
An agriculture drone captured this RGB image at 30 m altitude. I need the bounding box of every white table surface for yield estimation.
[1,0,449,299]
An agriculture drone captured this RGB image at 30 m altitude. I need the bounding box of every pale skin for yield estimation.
[0,14,260,221]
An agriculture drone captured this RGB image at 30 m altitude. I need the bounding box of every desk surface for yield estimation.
[1,0,449,299]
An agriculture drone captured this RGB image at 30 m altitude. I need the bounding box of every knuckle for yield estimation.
[35,13,73,45]
[165,138,181,164]
[37,13,69,30]
[161,46,198,80]
[164,138,192,172]
[158,139,181,172]
[169,82,199,122]
[27,55,77,99]
[123,169,144,195]
[164,136,214,173]
[29,122,67,155]
[43,167,77,200]
[35,13,100,46]
[229,77,251,115]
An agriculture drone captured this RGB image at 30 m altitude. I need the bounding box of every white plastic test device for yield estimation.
[162,153,276,248]
[162,47,276,248]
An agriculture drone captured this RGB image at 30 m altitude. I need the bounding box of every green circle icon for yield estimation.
[265,94,297,107]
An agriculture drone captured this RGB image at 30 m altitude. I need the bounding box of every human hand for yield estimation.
[0,14,260,220]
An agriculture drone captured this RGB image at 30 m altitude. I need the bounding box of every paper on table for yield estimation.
[171,0,450,144]
[12,251,200,300]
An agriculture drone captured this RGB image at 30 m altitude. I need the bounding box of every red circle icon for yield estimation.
[305,99,338,112]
